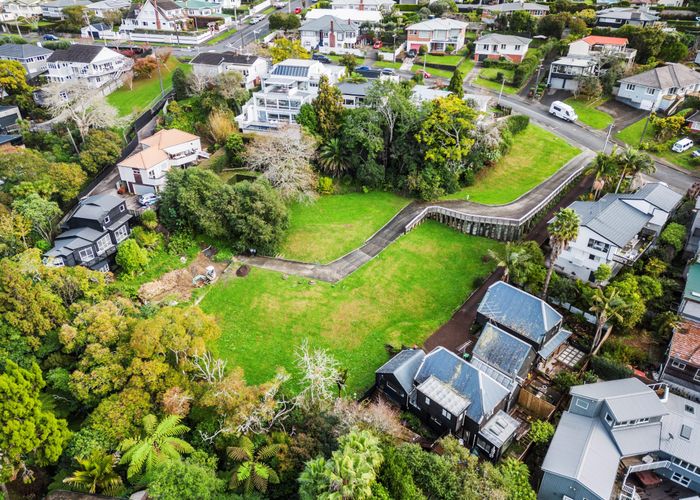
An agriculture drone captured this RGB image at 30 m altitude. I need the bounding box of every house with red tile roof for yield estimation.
[661,321,700,401]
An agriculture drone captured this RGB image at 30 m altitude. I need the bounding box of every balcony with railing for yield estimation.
[612,234,652,266]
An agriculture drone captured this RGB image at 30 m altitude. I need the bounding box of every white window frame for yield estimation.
[96,234,112,255]
[575,398,589,410]
[113,225,129,243]
[97,263,110,272]
[672,359,687,370]
[78,247,95,262]
[605,412,614,426]
[103,215,110,225]
[441,408,451,420]
[671,472,691,487]
[645,87,656,95]
[625,83,636,91]
[694,369,700,382]
[119,204,125,212]
[425,396,431,405]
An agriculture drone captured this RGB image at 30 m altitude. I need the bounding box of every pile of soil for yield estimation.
[138,253,228,303]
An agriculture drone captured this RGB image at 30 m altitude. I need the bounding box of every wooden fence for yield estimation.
[517,388,556,420]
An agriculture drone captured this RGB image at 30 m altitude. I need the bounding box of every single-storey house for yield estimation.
[338,81,372,108]
[473,33,531,63]
[660,321,700,401]
[86,0,130,17]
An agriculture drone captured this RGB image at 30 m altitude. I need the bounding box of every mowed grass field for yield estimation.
[201,221,501,393]
[563,97,613,130]
[280,192,410,264]
[441,124,581,204]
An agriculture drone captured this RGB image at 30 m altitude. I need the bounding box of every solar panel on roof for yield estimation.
[272,65,309,77]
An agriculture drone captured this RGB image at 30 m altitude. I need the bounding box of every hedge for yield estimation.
[506,115,529,135]
[397,4,421,10]
[591,356,633,381]
[513,49,539,87]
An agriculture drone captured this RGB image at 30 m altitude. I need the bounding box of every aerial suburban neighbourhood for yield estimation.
[1,0,700,498]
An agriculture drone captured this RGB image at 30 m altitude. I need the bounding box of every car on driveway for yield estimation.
[381,68,395,75]
[138,193,160,207]
[294,7,302,13]
[356,65,371,71]
[672,137,694,153]
[373,39,383,49]
[407,49,417,58]
[312,53,331,63]
[43,34,59,41]
[249,14,265,24]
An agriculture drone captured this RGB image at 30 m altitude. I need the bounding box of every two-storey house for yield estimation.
[45,44,132,91]
[117,128,203,195]
[330,0,394,10]
[0,43,53,79]
[595,6,660,28]
[555,182,683,282]
[660,321,700,402]
[616,63,700,111]
[473,33,531,63]
[481,2,549,25]
[40,0,89,18]
[406,18,467,53]
[305,7,381,24]
[539,378,700,500]
[190,52,267,89]
[44,194,132,272]
[236,58,345,132]
[86,0,130,18]
[1,0,42,20]
[120,0,189,32]
[299,16,360,52]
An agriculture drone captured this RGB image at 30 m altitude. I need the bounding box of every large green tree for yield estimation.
[12,193,62,243]
[79,130,123,175]
[589,286,627,354]
[0,60,31,96]
[313,75,344,139]
[543,208,580,298]
[148,458,226,500]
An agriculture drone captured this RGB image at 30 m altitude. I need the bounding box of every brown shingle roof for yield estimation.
[669,321,700,365]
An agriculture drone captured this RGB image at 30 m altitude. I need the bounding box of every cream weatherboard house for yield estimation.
[616,63,700,110]
[406,18,467,53]
[299,15,360,52]
[117,129,204,195]
[473,34,531,63]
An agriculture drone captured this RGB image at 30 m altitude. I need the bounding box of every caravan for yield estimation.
[548,101,578,122]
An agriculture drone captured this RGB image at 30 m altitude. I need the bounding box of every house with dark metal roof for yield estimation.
[616,62,700,110]
[299,16,360,52]
[595,6,660,28]
[660,321,700,401]
[375,348,425,407]
[555,182,682,282]
[44,194,132,272]
[0,43,53,78]
[476,410,520,461]
[338,81,372,108]
[46,44,131,91]
[40,0,90,18]
[539,378,700,500]
[190,52,268,89]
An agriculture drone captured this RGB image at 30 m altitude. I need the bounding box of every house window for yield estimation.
[425,396,431,405]
[514,44,521,50]
[685,404,695,414]
[104,215,110,225]
[78,247,95,262]
[96,235,112,254]
[575,398,589,410]
[638,417,649,424]
[500,44,506,49]
[441,409,451,420]
[148,169,157,179]
[119,204,125,212]
[671,472,691,487]
[589,254,597,261]
[671,359,687,370]
[694,369,700,382]
[48,256,64,267]
[625,83,636,91]
[604,413,614,426]
[97,263,110,272]
[680,424,692,440]
[113,225,129,243]
[645,88,655,95]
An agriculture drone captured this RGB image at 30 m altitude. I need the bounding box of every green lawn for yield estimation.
[441,124,581,204]
[107,59,191,116]
[473,76,519,95]
[418,54,464,67]
[206,27,238,45]
[615,117,648,146]
[563,97,613,130]
[201,221,501,392]
[616,117,697,171]
[280,191,410,263]
[326,54,364,65]
[374,60,402,70]
[411,64,453,79]
[478,67,515,83]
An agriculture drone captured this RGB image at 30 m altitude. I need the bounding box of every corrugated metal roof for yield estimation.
[619,62,700,90]
[417,375,471,416]
[622,182,682,213]
[472,323,535,378]
[477,281,561,346]
[611,423,663,456]
[0,43,52,59]
[72,194,123,222]
[476,34,531,46]
[570,198,651,247]
[375,348,425,395]
[469,358,517,393]
[660,394,700,466]
[300,15,359,33]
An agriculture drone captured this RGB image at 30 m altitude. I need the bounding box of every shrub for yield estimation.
[317,176,334,194]
[167,232,195,255]
[591,355,633,380]
[506,114,530,135]
[133,56,158,79]
[529,420,555,445]
[660,222,686,253]
[140,209,158,231]
[115,239,149,275]
[224,133,245,167]
[207,109,236,145]
[131,226,161,250]
[593,263,612,283]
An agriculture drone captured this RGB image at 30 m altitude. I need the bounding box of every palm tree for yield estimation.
[487,243,531,283]
[614,147,655,193]
[586,150,619,199]
[317,137,348,177]
[542,208,580,298]
[119,414,194,481]
[589,287,627,354]
[227,436,282,494]
[63,450,124,496]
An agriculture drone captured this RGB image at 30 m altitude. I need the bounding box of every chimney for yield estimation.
[329,20,336,48]
[359,0,363,11]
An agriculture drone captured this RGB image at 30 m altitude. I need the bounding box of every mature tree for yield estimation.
[269,12,300,31]
[214,71,249,110]
[172,67,189,100]
[614,147,654,193]
[0,361,70,495]
[317,137,348,177]
[575,75,602,101]
[487,243,532,284]
[88,388,154,444]
[586,151,619,199]
[228,435,282,494]
[340,53,358,75]
[116,239,149,276]
[12,193,62,242]
[617,25,666,63]
[537,14,566,38]
[660,222,686,254]
[313,75,344,139]
[245,131,318,201]
[296,103,318,134]
[447,69,464,98]
[543,208,580,298]
[61,5,87,31]
[0,60,31,96]
[133,57,158,79]
[44,161,88,204]
[269,38,310,64]
[499,458,536,500]
[295,340,344,411]
[148,458,226,500]
[509,10,536,32]
[63,450,124,496]
[366,80,416,163]
[338,107,384,186]
[43,80,123,140]
[0,210,31,257]
[659,33,688,62]
[79,130,122,174]
[589,286,627,354]
[119,414,194,481]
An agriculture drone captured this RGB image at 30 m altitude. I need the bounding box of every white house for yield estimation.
[176,0,223,17]
[330,0,393,10]
[118,128,204,195]
[473,34,530,63]
[236,59,345,132]
[338,81,372,108]
[555,182,682,282]
[300,15,360,51]
[304,7,381,24]
[81,22,118,40]
[0,43,53,78]
[45,44,132,92]
[1,0,42,20]
[406,18,467,53]
[190,52,267,89]
[40,0,90,18]
[481,2,549,24]
[616,63,700,110]
[86,0,129,17]
[120,0,188,31]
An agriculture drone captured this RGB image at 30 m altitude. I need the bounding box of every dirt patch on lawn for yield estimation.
[138,253,229,303]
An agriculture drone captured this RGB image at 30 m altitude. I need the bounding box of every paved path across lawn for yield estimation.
[241,150,595,282]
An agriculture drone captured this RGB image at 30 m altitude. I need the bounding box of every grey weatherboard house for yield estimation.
[539,378,700,500]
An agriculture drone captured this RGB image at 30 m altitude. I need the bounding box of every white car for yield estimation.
[249,14,265,24]
[672,137,693,153]
[273,1,285,7]
[138,193,160,207]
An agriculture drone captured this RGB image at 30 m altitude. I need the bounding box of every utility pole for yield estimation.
[498,76,504,105]
[639,104,656,147]
[603,121,614,153]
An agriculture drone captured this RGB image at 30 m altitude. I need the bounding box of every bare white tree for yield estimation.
[215,71,248,103]
[192,351,226,383]
[245,129,318,201]
[295,339,343,412]
[186,71,213,95]
[43,80,124,140]
[235,370,297,435]
[332,398,408,440]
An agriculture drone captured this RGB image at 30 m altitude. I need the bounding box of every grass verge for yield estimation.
[563,97,613,130]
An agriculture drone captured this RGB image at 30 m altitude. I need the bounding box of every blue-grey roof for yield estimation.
[571,378,667,422]
[71,193,123,222]
[622,182,682,213]
[478,410,519,448]
[0,43,52,59]
[477,281,562,346]
[415,347,509,424]
[537,328,573,359]
[271,61,313,78]
[300,15,359,33]
[337,81,372,97]
[469,358,517,394]
[472,323,535,379]
[376,348,425,395]
[569,197,651,247]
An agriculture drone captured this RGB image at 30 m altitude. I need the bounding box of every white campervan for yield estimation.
[672,137,693,153]
[549,101,578,122]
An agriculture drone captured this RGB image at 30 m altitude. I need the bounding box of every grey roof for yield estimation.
[71,193,123,222]
[0,109,20,129]
[660,394,700,466]
[476,34,532,46]
[45,228,103,257]
[417,375,471,416]
[190,52,260,66]
[415,347,509,424]
[0,43,53,59]
[47,44,105,63]
[538,328,573,359]
[687,110,700,123]
[478,410,519,448]
[469,358,518,394]
[571,378,668,422]
[611,422,663,456]
[621,182,683,213]
[56,226,105,242]
[619,63,700,89]
[569,197,652,247]
[300,15,359,33]
[477,281,562,346]
[472,323,535,378]
[375,348,425,395]
[87,22,112,31]
[41,0,90,7]
[541,411,621,500]
[597,6,660,21]
[337,81,372,97]
[482,2,549,12]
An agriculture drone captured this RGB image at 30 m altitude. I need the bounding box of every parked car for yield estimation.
[373,39,383,49]
[407,49,417,58]
[692,149,700,158]
[42,34,59,41]
[273,1,285,7]
[356,65,371,71]
[548,101,577,122]
[249,14,265,24]
[672,137,694,153]
[138,193,160,207]
[294,7,302,14]
[381,68,395,75]
[417,70,431,79]
[312,53,331,63]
